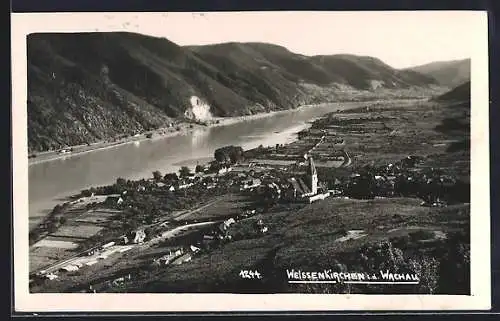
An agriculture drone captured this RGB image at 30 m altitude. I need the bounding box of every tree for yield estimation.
[81,189,93,197]
[48,223,58,234]
[29,230,40,244]
[164,173,178,183]
[195,164,205,173]
[116,177,127,186]
[179,166,191,178]
[152,170,163,181]
[214,145,244,164]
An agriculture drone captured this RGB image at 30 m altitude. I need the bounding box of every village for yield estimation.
[29,98,470,294]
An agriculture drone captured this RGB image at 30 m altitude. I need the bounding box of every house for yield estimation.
[218,218,236,232]
[101,241,115,249]
[177,181,194,190]
[156,249,183,265]
[60,265,79,272]
[217,165,232,175]
[129,229,146,244]
[190,245,201,254]
[120,236,129,245]
[305,192,330,203]
[240,178,262,191]
[173,253,193,265]
[105,196,124,205]
[224,218,236,227]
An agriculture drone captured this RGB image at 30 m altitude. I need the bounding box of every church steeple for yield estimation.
[309,157,318,195]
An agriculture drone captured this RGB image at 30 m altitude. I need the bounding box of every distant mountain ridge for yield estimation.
[187,42,438,90]
[404,59,470,88]
[28,32,443,153]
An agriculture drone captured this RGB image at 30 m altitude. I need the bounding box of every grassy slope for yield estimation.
[28,33,441,153]
[434,81,471,102]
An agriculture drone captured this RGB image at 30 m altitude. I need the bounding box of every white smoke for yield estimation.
[370,80,385,90]
[185,96,213,121]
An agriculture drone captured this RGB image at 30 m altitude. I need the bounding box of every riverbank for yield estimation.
[28,106,314,166]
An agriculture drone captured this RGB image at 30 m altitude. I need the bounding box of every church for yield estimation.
[284,156,330,203]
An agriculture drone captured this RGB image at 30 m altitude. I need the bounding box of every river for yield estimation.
[27,101,388,228]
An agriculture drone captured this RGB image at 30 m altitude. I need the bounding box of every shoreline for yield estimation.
[28,106,305,166]
[28,98,425,167]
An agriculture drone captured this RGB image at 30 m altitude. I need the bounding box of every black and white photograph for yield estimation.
[12,11,490,311]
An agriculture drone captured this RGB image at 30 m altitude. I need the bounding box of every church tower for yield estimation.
[309,157,318,195]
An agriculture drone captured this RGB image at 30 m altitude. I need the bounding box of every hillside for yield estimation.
[405,59,470,88]
[28,32,441,153]
[434,81,471,102]
[188,43,438,91]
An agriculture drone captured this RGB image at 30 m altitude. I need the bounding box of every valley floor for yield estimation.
[29,97,470,294]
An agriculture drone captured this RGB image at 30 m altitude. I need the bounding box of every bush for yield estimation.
[81,189,93,197]
[152,170,162,181]
[179,166,191,178]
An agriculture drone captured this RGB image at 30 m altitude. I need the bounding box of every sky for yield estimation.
[16,11,484,69]
[110,11,481,69]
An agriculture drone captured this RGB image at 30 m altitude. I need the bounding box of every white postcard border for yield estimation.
[11,11,491,312]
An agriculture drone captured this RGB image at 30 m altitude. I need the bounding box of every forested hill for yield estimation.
[28,32,441,153]
[404,59,470,88]
[434,81,471,103]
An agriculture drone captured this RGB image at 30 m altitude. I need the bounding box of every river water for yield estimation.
[28,101,378,227]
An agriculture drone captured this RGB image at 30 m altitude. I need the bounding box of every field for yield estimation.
[30,246,75,272]
[99,196,468,294]
[50,224,105,239]
[33,238,80,249]
[183,194,255,221]
[29,202,124,273]
[74,209,121,224]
